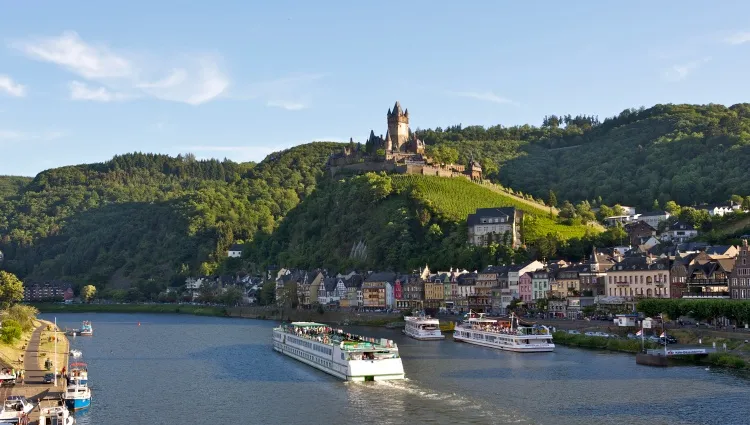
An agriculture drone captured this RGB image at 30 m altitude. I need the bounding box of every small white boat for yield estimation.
[0,396,34,423]
[69,350,82,358]
[402,312,445,340]
[39,405,75,425]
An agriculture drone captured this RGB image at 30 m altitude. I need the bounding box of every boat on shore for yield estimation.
[63,383,91,411]
[39,405,74,425]
[453,311,555,352]
[273,322,405,382]
[402,313,445,340]
[0,396,34,424]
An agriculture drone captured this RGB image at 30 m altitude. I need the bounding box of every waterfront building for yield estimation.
[730,239,750,299]
[467,207,523,248]
[605,256,670,298]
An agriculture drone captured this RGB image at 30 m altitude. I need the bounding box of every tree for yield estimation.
[612,204,626,216]
[743,196,750,212]
[730,194,744,205]
[81,285,97,303]
[0,319,22,344]
[0,271,24,309]
[220,286,244,306]
[664,201,681,215]
[652,199,660,210]
[559,201,576,219]
[547,190,558,208]
[596,205,614,221]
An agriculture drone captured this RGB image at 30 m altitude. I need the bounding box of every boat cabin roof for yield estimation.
[69,362,88,368]
[289,322,327,328]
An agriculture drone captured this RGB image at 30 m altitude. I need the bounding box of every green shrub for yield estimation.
[0,319,23,344]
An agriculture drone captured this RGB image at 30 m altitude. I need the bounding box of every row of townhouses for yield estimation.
[21,280,75,302]
[273,239,750,317]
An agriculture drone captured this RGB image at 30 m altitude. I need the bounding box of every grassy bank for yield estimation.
[552,331,657,353]
[31,303,228,317]
[0,321,36,368]
[38,320,69,375]
[553,331,750,371]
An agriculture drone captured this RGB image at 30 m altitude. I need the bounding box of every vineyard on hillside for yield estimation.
[392,175,595,241]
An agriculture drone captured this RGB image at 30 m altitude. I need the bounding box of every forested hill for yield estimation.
[0,144,339,294]
[0,176,32,200]
[416,103,750,208]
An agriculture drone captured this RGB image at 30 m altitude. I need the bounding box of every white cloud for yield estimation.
[725,31,750,45]
[231,73,325,110]
[449,90,516,105]
[69,81,130,102]
[12,31,228,105]
[662,57,711,82]
[267,100,307,110]
[0,129,63,143]
[0,75,26,97]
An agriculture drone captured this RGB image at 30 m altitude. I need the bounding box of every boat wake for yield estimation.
[346,379,531,424]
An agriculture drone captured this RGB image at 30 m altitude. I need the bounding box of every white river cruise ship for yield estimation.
[402,313,445,340]
[453,312,555,352]
[273,322,405,381]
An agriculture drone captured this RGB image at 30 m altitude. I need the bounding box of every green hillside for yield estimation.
[416,103,750,208]
[246,173,595,272]
[0,144,339,297]
[0,176,32,200]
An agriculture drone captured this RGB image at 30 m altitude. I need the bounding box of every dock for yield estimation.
[2,322,70,425]
[636,345,716,367]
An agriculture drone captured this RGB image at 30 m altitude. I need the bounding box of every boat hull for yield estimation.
[64,396,91,410]
[402,330,445,340]
[273,343,405,381]
[453,332,555,352]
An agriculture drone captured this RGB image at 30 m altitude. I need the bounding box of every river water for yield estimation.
[42,313,749,425]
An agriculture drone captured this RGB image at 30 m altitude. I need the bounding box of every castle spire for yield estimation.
[385,130,392,151]
[393,101,402,115]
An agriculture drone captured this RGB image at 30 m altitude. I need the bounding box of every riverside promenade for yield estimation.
[1,321,69,425]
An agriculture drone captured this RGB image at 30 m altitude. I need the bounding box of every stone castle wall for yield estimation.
[330,161,471,180]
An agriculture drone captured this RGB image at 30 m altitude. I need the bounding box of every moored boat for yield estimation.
[0,396,34,424]
[402,313,445,340]
[39,405,75,425]
[68,363,88,385]
[69,350,82,359]
[273,322,405,381]
[453,311,555,352]
[79,321,93,336]
[63,383,91,411]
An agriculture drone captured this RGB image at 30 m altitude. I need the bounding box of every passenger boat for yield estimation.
[0,396,34,424]
[68,363,88,385]
[273,322,405,381]
[63,383,91,410]
[79,321,93,336]
[39,405,75,425]
[453,312,555,352]
[402,312,445,340]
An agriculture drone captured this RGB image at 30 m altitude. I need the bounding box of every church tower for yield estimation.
[387,101,409,152]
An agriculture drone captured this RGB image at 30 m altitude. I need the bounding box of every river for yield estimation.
[42,313,749,425]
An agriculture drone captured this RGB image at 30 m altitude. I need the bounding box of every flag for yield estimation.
[660,332,666,338]
[636,329,642,336]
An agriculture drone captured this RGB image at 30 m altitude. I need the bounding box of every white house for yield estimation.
[227,244,243,258]
[507,260,545,310]
[638,211,670,229]
[700,203,736,217]
[662,221,698,243]
[386,282,395,309]
[604,214,641,227]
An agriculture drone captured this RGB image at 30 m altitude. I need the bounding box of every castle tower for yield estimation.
[387,101,410,152]
[384,130,393,152]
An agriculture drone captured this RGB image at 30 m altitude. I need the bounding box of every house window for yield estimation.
[646,276,652,284]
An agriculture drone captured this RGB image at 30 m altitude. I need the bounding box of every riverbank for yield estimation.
[32,302,228,317]
[0,320,37,368]
[30,303,405,327]
[552,331,750,371]
[38,319,69,374]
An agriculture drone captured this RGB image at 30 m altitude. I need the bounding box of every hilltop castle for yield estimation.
[328,102,482,180]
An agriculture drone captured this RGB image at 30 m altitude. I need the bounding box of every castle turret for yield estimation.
[384,130,392,152]
[387,101,410,152]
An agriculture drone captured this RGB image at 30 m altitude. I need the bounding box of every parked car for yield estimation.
[43,373,54,384]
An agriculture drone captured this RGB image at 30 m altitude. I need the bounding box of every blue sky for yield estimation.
[2,1,750,176]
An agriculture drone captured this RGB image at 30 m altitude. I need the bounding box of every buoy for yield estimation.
[138,322,141,326]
